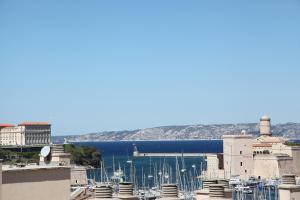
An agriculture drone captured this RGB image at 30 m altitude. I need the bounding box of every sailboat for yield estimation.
[126,149,133,164]
[180,153,186,173]
[111,162,125,183]
[148,157,154,179]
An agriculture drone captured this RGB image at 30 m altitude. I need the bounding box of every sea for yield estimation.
[74,140,222,187]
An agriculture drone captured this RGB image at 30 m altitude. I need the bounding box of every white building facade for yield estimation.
[0,125,24,146]
[0,122,51,146]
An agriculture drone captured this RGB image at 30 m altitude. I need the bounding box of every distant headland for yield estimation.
[52,122,300,143]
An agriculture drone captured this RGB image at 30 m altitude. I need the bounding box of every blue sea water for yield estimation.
[75,140,223,156]
[74,140,222,187]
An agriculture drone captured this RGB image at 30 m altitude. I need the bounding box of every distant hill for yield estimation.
[51,122,300,143]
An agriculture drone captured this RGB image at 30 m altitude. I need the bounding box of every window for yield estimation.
[240,151,242,155]
[240,162,243,166]
[245,170,247,173]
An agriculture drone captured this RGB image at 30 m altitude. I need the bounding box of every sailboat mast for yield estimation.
[112,155,115,173]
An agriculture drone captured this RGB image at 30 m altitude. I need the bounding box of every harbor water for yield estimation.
[75,140,222,188]
[74,140,286,200]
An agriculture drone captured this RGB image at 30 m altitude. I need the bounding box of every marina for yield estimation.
[85,154,283,200]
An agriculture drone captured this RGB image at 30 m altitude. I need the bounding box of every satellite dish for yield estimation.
[40,146,51,157]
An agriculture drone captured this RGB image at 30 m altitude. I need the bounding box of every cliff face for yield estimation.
[52,122,300,143]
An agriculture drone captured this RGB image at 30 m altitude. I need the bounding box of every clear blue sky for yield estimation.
[1,1,300,135]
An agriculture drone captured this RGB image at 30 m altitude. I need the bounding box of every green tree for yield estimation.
[63,144,101,168]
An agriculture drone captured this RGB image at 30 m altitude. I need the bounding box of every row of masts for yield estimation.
[88,155,202,198]
[86,155,281,200]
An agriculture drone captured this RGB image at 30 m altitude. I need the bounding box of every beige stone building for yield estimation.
[0,122,51,146]
[202,154,225,179]
[223,133,254,180]
[253,115,287,153]
[222,115,300,180]
[252,115,300,178]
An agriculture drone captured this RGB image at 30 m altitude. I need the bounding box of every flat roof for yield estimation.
[222,134,253,139]
[18,122,50,126]
[0,124,14,127]
[2,165,69,172]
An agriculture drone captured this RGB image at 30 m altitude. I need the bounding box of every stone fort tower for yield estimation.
[260,115,271,136]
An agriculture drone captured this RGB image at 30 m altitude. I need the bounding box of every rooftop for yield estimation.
[18,122,50,126]
[253,143,273,147]
[222,134,253,139]
[2,164,69,172]
[260,115,271,121]
[0,124,15,128]
[255,135,287,143]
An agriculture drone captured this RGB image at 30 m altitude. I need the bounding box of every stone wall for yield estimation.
[253,155,293,179]
[2,166,70,200]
